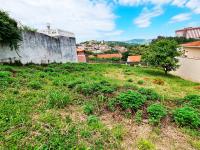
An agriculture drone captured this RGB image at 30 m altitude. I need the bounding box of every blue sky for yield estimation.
[112,0,200,40]
[0,0,200,42]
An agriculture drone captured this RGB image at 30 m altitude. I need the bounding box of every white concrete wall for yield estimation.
[172,57,200,83]
[0,31,78,64]
[184,47,200,59]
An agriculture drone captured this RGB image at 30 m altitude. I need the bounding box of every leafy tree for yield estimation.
[143,39,181,74]
[0,10,22,50]
[121,51,129,61]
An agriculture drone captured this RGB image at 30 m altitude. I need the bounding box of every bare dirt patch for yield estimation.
[100,111,195,150]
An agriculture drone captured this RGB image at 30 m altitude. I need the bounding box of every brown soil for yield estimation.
[100,111,195,150]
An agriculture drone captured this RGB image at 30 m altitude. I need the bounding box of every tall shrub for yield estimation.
[0,10,22,50]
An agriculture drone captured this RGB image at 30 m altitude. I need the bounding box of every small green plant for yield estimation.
[135,110,143,124]
[173,107,200,129]
[47,91,71,108]
[147,104,167,125]
[138,88,160,101]
[184,94,200,109]
[28,81,42,90]
[87,115,102,129]
[107,98,117,112]
[117,91,146,110]
[137,139,155,150]
[112,124,126,141]
[127,79,133,82]
[190,140,200,150]
[138,80,145,85]
[83,103,94,115]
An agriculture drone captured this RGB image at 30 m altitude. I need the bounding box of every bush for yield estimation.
[147,104,167,125]
[28,81,42,90]
[83,103,94,115]
[184,94,200,109]
[47,91,71,108]
[138,88,160,101]
[0,10,22,49]
[173,107,200,129]
[137,80,144,85]
[117,91,146,110]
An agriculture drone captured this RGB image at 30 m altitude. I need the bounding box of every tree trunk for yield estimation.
[164,68,168,75]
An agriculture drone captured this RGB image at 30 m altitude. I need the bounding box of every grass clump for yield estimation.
[184,94,200,109]
[28,81,42,90]
[173,107,200,129]
[138,88,160,101]
[117,91,146,110]
[76,81,115,96]
[47,91,71,108]
[0,71,13,90]
[112,124,126,141]
[135,110,143,124]
[137,80,145,85]
[83,103,94,115]
[137,139,155,150]
[147,104,167,125]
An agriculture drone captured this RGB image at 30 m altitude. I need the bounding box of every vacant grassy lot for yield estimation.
[0,63,200,149]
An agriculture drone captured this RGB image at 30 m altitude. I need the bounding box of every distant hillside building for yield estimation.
[176,27,200,39]
[39,24,75,38]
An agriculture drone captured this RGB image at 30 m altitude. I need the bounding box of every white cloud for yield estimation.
[134,6,163,28]
[117,0,172,6]
[186,0,200,14]
[172,0,188,7]
[0,0,122,42]
[169,13,191,23]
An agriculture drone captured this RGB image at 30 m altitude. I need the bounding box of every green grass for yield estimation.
[0,63,199,149]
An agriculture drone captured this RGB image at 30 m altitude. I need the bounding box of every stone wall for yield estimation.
[0,31,78,64]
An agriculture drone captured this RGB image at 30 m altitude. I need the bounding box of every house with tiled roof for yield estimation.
[77,48,87,63]
[172,41,200,83]
[96,53,122,59]
[181,41,200,59]
[127,55,141,64]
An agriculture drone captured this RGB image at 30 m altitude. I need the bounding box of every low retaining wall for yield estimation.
[0,31,78,64]
[171,57,200,83]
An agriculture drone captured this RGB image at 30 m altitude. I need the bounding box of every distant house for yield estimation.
[172,41,200,82]
[97,53,122,59]
[127,55,141,64]
[77,48,87,63]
